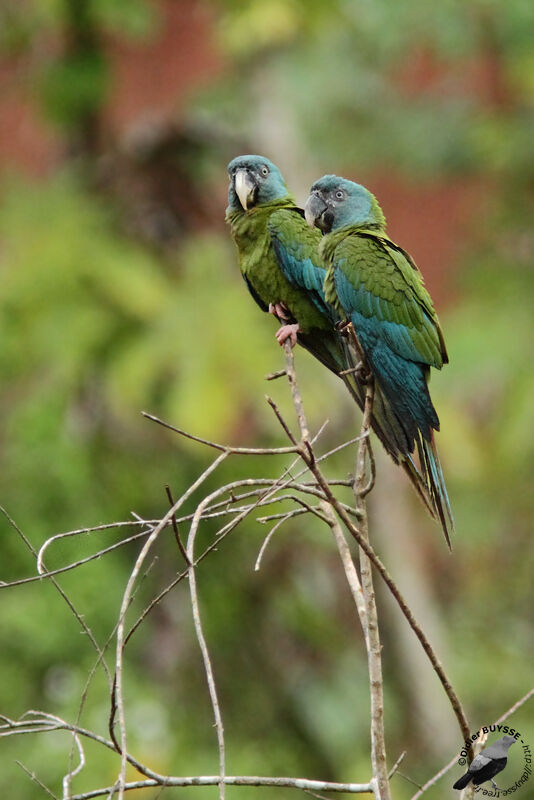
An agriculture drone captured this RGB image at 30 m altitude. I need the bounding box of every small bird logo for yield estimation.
[453,734,517,791]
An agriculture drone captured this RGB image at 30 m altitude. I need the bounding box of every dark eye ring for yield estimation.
[261,166,269,176]
[335,190,344,199]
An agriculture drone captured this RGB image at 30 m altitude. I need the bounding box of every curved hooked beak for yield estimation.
[304,193,327,229]
[235,169,257,211]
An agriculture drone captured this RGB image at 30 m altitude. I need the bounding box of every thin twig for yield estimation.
[338,362,363,376]
[178,467,323,799]
[16,762,58,800]
[315,465,472,754]
[266,395,298,445]
[322,505,369,645]
[0,714,377,795]
[265,368,287,381]
[113,452,229,799]
[35,522,155,577]
[67,775,376,800]
[388,751,406,779]
[62,728,85,799]
[142,411,299,455]
[124,478,332,646]
[255,513,295,571]
[0,506,112,689]
[303,790,332,800]
[186,491,228,800]
[165,485,191,566]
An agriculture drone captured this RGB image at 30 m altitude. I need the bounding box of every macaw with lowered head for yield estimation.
[305,174,454,545]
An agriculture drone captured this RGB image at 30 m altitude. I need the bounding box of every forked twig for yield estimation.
[112,452,229,799]
[280,346,388,799]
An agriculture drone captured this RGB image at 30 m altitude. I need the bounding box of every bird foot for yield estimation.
[335,319,352,336]
[269,302,291,322]
[276,323,300,348]
[490,780,501,791]
[339,361,371,384]
[358,365,372,384]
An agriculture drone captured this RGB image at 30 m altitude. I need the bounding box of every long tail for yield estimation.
[419,432,454,548]
[339,335,454,546]
[295,325,453,544]
[341,371,437,520]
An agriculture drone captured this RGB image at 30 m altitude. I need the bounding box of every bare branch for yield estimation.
[280,347,388,799]
[113,451,229,799]
[67,775,376,800]
[388,751,406,779]
[279,346,472,761]
[142,411,299,455]
[0,506,112,688]
[266,395,298,445]
[1,714,377,796]
[282,347,310,444]
[62,728,85,799]
[16,762,58,800]
[353,378,390,800]
[322,505,369,644]
[165,484,191,566]
[265,368,287,381]
[1,346,488,800]
[255,512,295,571]
[186,489,228,800]
[35,522,155,577]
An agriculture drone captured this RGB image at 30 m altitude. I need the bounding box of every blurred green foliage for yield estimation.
[1,1,533,799]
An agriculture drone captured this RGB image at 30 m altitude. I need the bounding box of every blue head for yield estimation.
[304,175,385,233]
[227,155,290,211]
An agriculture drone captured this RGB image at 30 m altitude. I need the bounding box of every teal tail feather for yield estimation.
[295,327,453,545]
[339,347,439,524]
[338,336,453,545]
[419,432,454,549]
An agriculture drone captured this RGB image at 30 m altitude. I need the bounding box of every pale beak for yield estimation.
[304,193,327,228]
[235,169,257,210]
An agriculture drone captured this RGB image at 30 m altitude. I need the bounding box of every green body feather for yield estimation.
[322,226,447,369]
[226,197,344,372]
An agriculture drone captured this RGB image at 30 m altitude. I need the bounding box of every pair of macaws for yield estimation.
[226,155,453,547]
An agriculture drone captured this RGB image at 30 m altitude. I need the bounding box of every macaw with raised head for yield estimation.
[305,174,453,545]
[226,155,340,368]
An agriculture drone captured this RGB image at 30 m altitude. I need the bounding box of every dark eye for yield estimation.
[335,190,344,200]
[261,166,269,176]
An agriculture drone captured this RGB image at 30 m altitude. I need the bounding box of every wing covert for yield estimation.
[268,209,336,323]
[334,235,446,368]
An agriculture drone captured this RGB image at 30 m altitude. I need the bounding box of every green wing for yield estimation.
[334,232,447,369]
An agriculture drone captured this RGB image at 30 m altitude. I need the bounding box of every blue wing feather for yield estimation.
[334,267,439,438]
[334,266,437,365]
[268,211,337,324]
